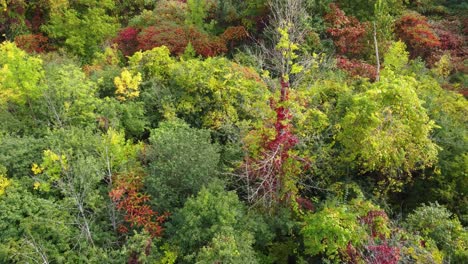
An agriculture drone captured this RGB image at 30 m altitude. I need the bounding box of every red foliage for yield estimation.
[296,197,314,211]
[434,28,463,51]
[241,79,304,206]
[14,33,49,53]
[324,4,369,58]
[395,12,441,58]
[109,171,169,238]
[221,26,249,43]
[136,24,227,57]
[186,26,227,57]
[346,242,361,264]
[28,6,46,32]
[359,210,388,238]
[114,27,140,56]
[137,24,188,55]
[337,57,377,81]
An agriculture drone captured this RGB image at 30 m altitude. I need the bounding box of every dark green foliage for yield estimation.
[144,120,220,211]
[0,134,45,178]
[166,182,259,263]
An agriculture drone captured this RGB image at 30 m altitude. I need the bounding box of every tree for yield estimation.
[127,46,272,129]
[42,0,119,61]
[167,182,258,263]
[42,60,99,128]
[238,0,316,208]
[336,72,438,193]
[144,120,220,211]
[405,202,468,262]
[0,41,43,106]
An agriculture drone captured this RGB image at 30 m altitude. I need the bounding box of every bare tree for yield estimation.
[239,0,316,208]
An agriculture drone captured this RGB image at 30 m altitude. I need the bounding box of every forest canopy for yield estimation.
[0,0,467,263]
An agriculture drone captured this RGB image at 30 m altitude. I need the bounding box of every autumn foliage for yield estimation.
[114,27,140,56]
[109,171,169,238]
[395,12,441,58]
[14,33,49,53]
[115,23,227,57]
[337,56,377,81]
[325,4,369,58]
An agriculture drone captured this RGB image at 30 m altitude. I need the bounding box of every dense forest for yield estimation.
[0,0,467,263]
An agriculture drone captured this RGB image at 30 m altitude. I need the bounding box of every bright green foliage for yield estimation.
[42,61,99,128]
[432,53,452,79]
[302,198,378,260]
[383,41,410,74]
[276,24,303,81]
[144,120,220,211]
[405,202,468,260]
[128,46,175,81]
[414,83,468,223]
[186,0,210,30]
[128,47,272,129]
[0,41,44,106]
[0,183,76,263]
[43,0,119,60]
[196,231,257,264]
[337,73,438,192]
[97,128,142,174]
[167,182,258,263]
[382,51,468,224]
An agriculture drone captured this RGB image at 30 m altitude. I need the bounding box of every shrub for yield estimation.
[405,202,467,259]
[114,27,140,56]
[144,120,220,211]
[337,56,377,80]
[136,24,226,57]
[395,12,440,59]
[14,33,49,53]
[324,4,369,58]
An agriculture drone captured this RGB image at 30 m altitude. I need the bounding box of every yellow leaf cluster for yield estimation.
[31,163,44,175]
[0,174,11,196]
[114,68,142,101]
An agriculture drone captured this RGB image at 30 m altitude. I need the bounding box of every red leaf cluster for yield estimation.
[337,57,377,81]
[137,24,188,55]
[120,23,227,57]
[221,26,249,43]
[359,210,388,238]
[325,4,368,58]
[114,27,140,56]
[109,172,168,238]
[14,33,49,53]
[395,12,441,58]
[186,26,227,57]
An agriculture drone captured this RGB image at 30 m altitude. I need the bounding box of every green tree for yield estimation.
[167,182,258,263]
[42,0,119,61]
[42,61,100,128]
[144,120,220,211]
[405,202,468,261]
[128,46,272,129]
